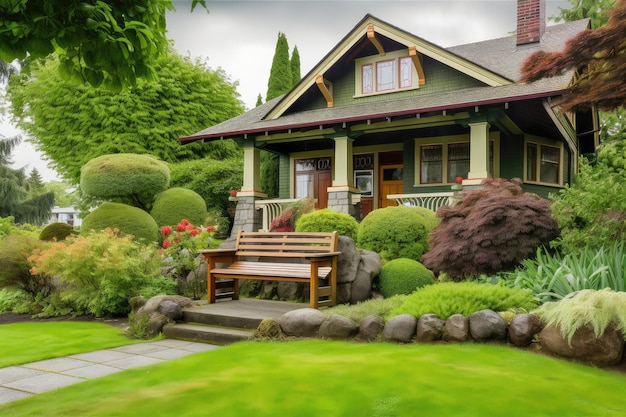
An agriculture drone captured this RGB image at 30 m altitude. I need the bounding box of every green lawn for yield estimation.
[2,340,625,416]
[0,321,141,368]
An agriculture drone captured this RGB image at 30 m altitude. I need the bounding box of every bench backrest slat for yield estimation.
[233,230,338,257]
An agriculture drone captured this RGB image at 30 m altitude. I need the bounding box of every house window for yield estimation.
[419,141,494,184]
[420,145,443,183]
[355,51,419,97]
[295,159,315,198]
[526,143,560,184]
[376,59,396,92]
[447,143,470,183]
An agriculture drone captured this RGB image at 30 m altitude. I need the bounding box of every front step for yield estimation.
[162,323,254,345]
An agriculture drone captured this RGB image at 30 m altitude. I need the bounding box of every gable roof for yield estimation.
[180,15,590,144]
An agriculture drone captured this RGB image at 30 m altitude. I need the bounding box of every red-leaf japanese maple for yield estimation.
[520,0,626,111]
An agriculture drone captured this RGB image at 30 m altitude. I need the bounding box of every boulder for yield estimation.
[277,282,303,301]
[278,308,327,338]
[131,295,197,338]
[508,314,543,347]
[443,314,469,342]
[337,236,361,284]
[416,314,445,342]
[348,250,381,304]
[358,315,385,342]
[319,314,359,340]
[383,314,417,343]
[539,324,625,366]
[469,309,508,342]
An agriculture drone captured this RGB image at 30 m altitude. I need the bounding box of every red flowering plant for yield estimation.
[159,219,217,298]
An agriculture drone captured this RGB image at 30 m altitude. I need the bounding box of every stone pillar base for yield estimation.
[230,196,263,238]
[327,190,361,219]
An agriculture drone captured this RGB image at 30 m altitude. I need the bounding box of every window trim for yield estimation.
[523,137,563,186]
[354,50,419,98]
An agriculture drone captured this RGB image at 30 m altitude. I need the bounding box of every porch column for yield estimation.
[465,122,491,186]
[232,141,266,237]
[328,136,360,217]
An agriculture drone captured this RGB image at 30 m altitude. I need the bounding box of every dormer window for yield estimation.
[355,50,420,97]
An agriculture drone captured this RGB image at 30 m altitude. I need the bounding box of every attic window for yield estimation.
[355,50,419,98]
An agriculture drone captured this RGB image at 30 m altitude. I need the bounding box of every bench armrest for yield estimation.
[198,249,236,256]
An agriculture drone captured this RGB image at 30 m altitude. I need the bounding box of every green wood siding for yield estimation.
[278,154,290,198]
[500,134,524,180]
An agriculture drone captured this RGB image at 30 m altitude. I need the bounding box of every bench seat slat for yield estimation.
[212,261,331,280]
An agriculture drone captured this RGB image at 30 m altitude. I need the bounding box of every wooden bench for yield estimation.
[199,230,341,308]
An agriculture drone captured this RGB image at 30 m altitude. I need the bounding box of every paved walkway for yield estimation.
[0,339,220,405]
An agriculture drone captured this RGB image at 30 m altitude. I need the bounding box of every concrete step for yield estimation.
[182,309,262,330]
[162,323,254,345]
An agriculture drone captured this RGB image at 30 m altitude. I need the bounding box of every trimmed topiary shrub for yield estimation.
[357,206,438,262]
[389,282,537,320]
[39,222,75,241]
[80,153,170,210]
[422,178,559,281]
[295,208,359,240]
[150,187,209,227]
[81,202,159,243]
[378,258,435,298]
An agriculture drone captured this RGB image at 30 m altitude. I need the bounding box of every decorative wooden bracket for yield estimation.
[316,75,333,108]
[409,46,426,86]
[367,24,385,56]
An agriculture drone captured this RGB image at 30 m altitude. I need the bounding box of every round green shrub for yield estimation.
[81,202,159,242]
[357,206,438,261]
[150,187,209,227]
[378,258,435,298]
[39,222,75,241]
[295,208,359,240]
[80,153,170,203]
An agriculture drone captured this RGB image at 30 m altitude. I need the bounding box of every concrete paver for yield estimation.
[0,340,220,406]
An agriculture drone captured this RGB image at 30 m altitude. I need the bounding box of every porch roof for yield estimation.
[179,18,589,144]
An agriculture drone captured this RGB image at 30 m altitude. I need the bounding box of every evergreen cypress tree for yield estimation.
[255,93,263,107]
[290,46,301,87]
[266,32,292,101]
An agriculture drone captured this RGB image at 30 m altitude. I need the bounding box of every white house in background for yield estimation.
[49,206,82,227]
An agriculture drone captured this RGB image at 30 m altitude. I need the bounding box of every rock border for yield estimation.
[272,308,626,368]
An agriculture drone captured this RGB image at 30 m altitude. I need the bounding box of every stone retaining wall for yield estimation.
[266,308,626,368]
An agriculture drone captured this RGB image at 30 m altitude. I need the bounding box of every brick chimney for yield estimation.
[516,0,546,45]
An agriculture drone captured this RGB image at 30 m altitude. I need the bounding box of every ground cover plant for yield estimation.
[512,242,626,302]
[0,321,141,368]
[389,282,537,320]
[1,340,625,416]
[323,295,407,323]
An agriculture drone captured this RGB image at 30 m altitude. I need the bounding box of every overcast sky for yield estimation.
[4,0,571,182]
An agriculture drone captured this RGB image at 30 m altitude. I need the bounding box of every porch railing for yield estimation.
[255,198,303,232]
[387,192,457,212]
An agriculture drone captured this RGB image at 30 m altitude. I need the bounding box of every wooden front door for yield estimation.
[316,170,331,209]
[379,164,403,208]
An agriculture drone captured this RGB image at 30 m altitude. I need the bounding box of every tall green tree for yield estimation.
[5,51,244,183]
[0,1,207,91]
[0,134,54,224]
[290,46,301,87]
[266,32,292,101]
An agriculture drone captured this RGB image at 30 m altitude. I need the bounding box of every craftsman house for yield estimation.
[179,0,598,232]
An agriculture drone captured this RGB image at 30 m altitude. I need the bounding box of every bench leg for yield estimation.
[208,272,217,304]
[309,264,319,309]
[232,278,240,300]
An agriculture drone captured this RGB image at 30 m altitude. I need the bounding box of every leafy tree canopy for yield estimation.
[5,50,244,182]
[521,0,626,111]
[0,0,206,91]
[554,0,616,28]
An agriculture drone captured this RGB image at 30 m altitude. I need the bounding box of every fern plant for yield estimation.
[534,289,626,344]
[389,282,537,320]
